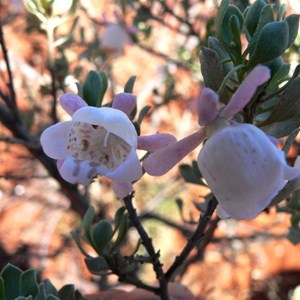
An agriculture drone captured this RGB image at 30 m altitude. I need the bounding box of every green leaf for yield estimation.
[266,61,290,93]
[0,276,5,300]
[42,279,57,296]
[244,4,274,57]
[92,220,113,254]
[124,76,137,93]
[179,163,205,185]
[261,117,300,138]
[286,14,300,48]
[247,21,289,69]
[84,256,110,275]
[261,77,300,125]
[216,4,244,59]
[208,37,232,74]
[244,0,266,36]
[82,206,95,246]
[98,72,108,106]
[287,226,300,245]
[36,283,47,300]
[57,285,75,300]
[82,71,102,106]
[215,0,230,39]
[199,47,224,92]
[110,213,128,252]
[46,296,59,300]
[137,105,151,125]
[1,263,22,300]
[20,269,39,297]
[113,206,126,235]
[71,231,91,258]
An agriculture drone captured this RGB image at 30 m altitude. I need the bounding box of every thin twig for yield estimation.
[165,197,218,281]
[140,211,193,237]
[0,18,20,120]
[0,136,40,148]
[123,194,170,300]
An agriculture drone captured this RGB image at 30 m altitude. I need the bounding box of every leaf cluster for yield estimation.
[0,264,86,300]
[200,0,300,137]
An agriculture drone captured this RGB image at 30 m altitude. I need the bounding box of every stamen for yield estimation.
[103,131,110,147]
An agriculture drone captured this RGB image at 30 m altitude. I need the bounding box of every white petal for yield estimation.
[111,181,133,198]
[216,205,231,219]
[198,124,289,220]
[40,121,73,159]
[72,107,137,147]
[59,156,108,185]
[106,149,142,183]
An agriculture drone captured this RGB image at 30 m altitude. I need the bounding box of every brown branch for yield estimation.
[123,194,170,300]
[0,103,88,217]
[165,197,218,281]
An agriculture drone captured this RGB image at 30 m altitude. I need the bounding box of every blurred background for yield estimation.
[0,0,300,299]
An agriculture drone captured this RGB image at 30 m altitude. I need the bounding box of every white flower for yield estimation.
[144,65,300,219]
[41,104,142,197]
[41,93,176,198]
[198,123,299,219]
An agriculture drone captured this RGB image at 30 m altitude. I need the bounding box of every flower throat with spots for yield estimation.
[67,122,131,170]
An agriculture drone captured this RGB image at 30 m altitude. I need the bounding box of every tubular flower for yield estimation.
[41,93,176,198]
[144,65,300,219]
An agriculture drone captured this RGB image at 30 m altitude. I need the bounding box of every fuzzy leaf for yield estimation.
[286,14,300,48]
[110,213,128,252]
[261,77,300,125]
[20,269,39,297]
[82,206,95,246]
[41,279,57,296]
[199,47,224,92]
[1,264,22,300]
[82,71,103,106]
[124,76,137,93]
[84,256,110,274]
[113,206,126,234]
[0,276,4,300]
[244,0,266,36]
[92,220,113,254]
[57,285,75,300]
[247,21,289,69]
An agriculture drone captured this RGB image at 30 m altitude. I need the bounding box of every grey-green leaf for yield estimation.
[92,220,113,254]
[124,76,137,93]
[244,0,266,36]
[286,14,300,48]
[247,21,289,69]
[82,71,102,106]
[20,269,39,297]
[1,263,22,300]
[57,285,75,300]
[84,256,110,274]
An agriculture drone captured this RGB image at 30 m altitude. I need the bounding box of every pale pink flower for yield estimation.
[41,93,176,198]
[144,66,300,219]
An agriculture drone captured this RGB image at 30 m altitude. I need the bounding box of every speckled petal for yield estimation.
[198,124,289,219]
[40,121,73,159]
[106,149,142,183]
[59,156,109,185]
[198,88,219,126]
[220,66,270,119]
[137,133,176,152]
[60,93,87,115]
[112,93,137,115]
[111,181,133,198]
[72,107,137,148]
[144,130,205,176]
